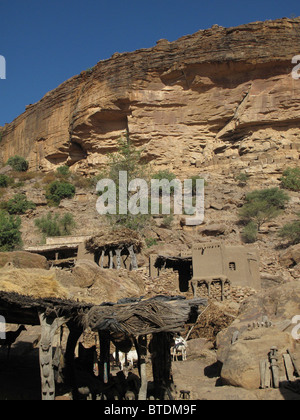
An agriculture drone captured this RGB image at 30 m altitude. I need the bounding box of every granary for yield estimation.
[25,228,143,271]
[25,235,94,268]
[151,241,261,298]
[85,228,144,270]
[0,265,206,400]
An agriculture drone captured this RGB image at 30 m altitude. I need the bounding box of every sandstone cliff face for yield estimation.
[1,18,300,176]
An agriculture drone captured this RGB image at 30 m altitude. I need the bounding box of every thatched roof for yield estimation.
[0,267,69,300]
[0,290,93,325]
[86,296,207,337]
[85,228,144,253]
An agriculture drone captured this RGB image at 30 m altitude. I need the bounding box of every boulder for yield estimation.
[217,281,300,389]
[198,223,227,237]
[0,251,48,269]
[0,165,13,175]
[72,259,100,288]
[187,338,214,358]
[279,244,300,268]
[220,328,294,390]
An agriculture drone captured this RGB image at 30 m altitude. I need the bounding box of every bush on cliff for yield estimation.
[6,155,29,172]
[278,214,300,245]
[0,210,22,251]
[35,212,76,239]
[0,193,36,215]
[281,167,300,192]
[45,180,76,206]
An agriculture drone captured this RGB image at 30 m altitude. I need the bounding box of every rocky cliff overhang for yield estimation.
[1,17,300,176]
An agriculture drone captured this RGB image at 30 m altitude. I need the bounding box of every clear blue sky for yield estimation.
[0,0,299,126]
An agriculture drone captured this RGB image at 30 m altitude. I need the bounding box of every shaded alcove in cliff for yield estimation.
[67,141,87,166]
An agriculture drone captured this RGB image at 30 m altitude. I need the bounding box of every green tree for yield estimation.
[0,210,22,251]
[1,193,36,215]
[99,137,151,231]
[281,167,300,192]
[7,155,29,172]
[0,175,9,188]
[45,180,76,206]
[56,165,70,178]
[278,214,300,245]
[239,187,290,241]
[35,212,76,239]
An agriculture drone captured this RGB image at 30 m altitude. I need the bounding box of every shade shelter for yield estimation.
[0,268,207,400]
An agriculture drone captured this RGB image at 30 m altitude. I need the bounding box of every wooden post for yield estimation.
[100,249,105,268]
[99,331,111,384]
[136,335,148,400]
[116,248,122,270]
[128,245,138,271]
[151,333,174,400]
[39,313,68,400]
[65,322,83,399]
[109,250,114,269]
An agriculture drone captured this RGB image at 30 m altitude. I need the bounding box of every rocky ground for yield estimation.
[0,167,300,400]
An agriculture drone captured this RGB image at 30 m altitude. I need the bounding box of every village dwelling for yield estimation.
[24,228,143,271]
[151,241,261,298]
[0,262,207,400]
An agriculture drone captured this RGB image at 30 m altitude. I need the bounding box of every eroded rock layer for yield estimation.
[1,18,300,176]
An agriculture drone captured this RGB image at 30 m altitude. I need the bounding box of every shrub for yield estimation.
[35,212,76,238]
[235,172,249,186]
[187,175,206,195]
[0,175,9,188]
[239,187,290,230]
[242,221,258,243]
[281,167,300,192]
[42,172,56,185]
[7,155,29,172]
[0,210,22,251]
[161,214,174,229]
[1,193,36,215]
[56,165,70,177]
[278,214,300,245]
[152,170,177,196]
[145,237,158,248]
[59,213,76,235]
[45,180,76,206]
[152,170,177,183]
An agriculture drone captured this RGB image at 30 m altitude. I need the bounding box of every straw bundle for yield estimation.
[0,267,69,300]
[85,228,143,253]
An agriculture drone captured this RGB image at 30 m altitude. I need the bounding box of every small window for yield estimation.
[229,262,236,271]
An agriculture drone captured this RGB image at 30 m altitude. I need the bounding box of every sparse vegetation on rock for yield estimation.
[239,188,290,237]
[0,193,36,215]
[278,213,300,245]
[35,212,76,239]
[0,210,22,251]
[281,167,300,192]
[6,156,29,172]
[45,180,76,206]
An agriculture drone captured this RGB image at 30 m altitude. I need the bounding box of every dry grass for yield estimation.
[0,267,69,299]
